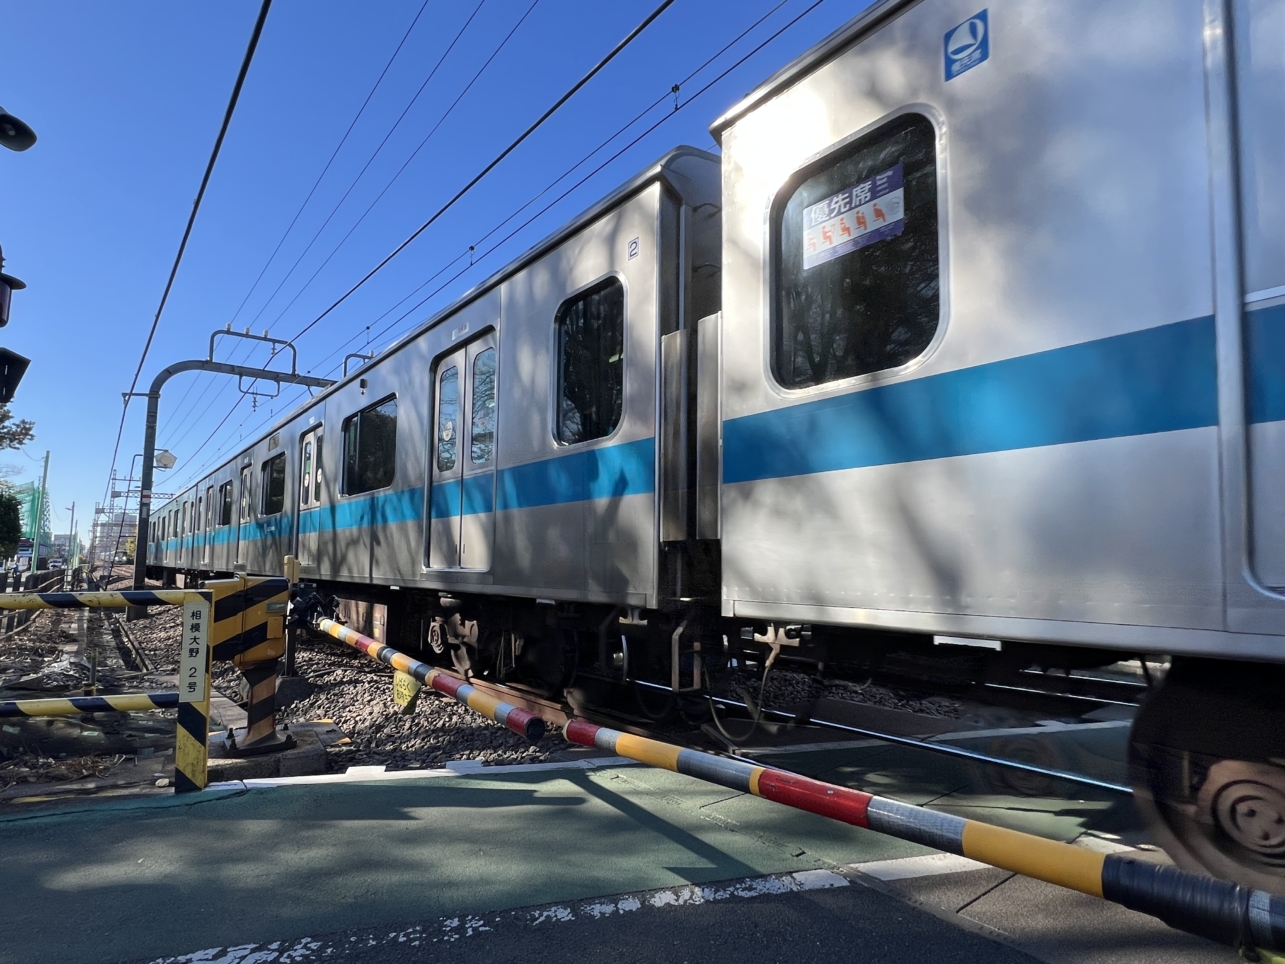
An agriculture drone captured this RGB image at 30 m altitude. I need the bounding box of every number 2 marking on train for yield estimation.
[628,237,639,260]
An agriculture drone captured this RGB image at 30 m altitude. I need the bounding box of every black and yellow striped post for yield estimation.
[208,575,292,755]
[174,592,213,792]
[0,590,212,793]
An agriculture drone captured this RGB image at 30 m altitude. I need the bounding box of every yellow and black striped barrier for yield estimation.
[565,721,1285,956]
[0,590,213,793]
[0,692,178,718]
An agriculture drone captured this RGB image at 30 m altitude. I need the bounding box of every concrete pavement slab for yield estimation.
[0,761,923,964]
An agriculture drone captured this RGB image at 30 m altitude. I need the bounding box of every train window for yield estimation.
[315,435,323,494]
[471,349,496,464]
[342,395,397,495]
[196,496,203,532]
[261,453,287,515]
[772,112,939,389]
[240,466,253,522]
[436,368,459,472]
[205,487,214,529]
[555,277,624,444]
[181,503,188,536]
[300,440,312,506]
[219,481,234,526]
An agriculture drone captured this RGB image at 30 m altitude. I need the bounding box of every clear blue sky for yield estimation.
[1,0,868,547]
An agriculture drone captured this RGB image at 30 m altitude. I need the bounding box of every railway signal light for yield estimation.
[0,243,24,329]
[0,349,30,404]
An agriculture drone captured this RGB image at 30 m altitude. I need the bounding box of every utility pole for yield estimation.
[32,450,48,565]
[66,501,75,564]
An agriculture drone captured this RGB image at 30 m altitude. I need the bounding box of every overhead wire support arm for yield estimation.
[129,329,335,603]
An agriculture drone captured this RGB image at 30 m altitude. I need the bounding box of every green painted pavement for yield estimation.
[0,763,929,964]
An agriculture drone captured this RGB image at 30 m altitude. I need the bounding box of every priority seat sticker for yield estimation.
[802,163,905,270]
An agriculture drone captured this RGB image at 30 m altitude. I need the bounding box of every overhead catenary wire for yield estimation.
[244,0,491,334]
[159,0,504,458]
[257,0,540,338]
[297,0,806,375]
[100,0,273,512]
[166,0,679,484]
[166,0,827,493]
[160,0,435,442]
[283,0,679,347]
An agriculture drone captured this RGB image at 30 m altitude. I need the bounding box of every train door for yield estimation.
[201,487,213,568]
[427,334,498,570]
[296,429,320,566]
[235,464,252,568]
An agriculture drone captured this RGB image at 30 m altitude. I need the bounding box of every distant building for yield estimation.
[90,512,137,565]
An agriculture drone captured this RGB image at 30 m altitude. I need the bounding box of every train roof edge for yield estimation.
[163,145,720,500]
[708,0,914,145]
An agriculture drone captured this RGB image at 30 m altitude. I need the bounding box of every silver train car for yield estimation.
[146,0,1285,890]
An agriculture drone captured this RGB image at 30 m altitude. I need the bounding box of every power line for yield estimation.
[258,0,540,339]
[160,0,434,441]
[231,0,435,330]
[168,0,676,480]
[285,0,678,346]
[245,0,489,332]
[169,0,823,489]
[318,0,813,366]
[101,0,273,509]
[158,0,449,444]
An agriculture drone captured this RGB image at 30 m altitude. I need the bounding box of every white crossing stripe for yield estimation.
[852,852,991,881]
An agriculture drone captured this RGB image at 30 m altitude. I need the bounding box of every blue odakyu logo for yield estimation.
[944,10,989,81]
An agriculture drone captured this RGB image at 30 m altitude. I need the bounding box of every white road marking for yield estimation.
[852,852,991,881]
[204,755,637,791]
[146,870,849,963]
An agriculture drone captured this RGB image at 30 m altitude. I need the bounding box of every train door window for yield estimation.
[314,435,323,495]
[196,496,203,532]
[219,481,234,525]
[240,466,253,522]
[181,503,188,536]
[300,439,312,506]
[555,277,624,444]
[261,453,287,515]
[205,487,214,528]
[471,348,497,464]
[436,368,459,471]
[772,112,940,389]
[342,396,397,495]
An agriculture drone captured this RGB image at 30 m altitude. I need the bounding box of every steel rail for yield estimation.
[633,680,1133,796]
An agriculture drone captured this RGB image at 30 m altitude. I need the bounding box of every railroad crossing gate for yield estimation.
[0,589,213,792]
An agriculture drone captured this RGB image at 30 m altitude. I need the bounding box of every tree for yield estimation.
[0,488,21,559]
[0,406,33,450]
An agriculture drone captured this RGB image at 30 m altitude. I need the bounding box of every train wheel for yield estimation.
[1128,657,1285,894]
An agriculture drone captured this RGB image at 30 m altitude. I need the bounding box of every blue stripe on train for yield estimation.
[496,436,655,510]
[159,306,1285,549]
[428,476,495,520]
[723,315,1222,485]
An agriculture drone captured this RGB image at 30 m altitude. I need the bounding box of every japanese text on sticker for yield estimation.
[802,163,906,270]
